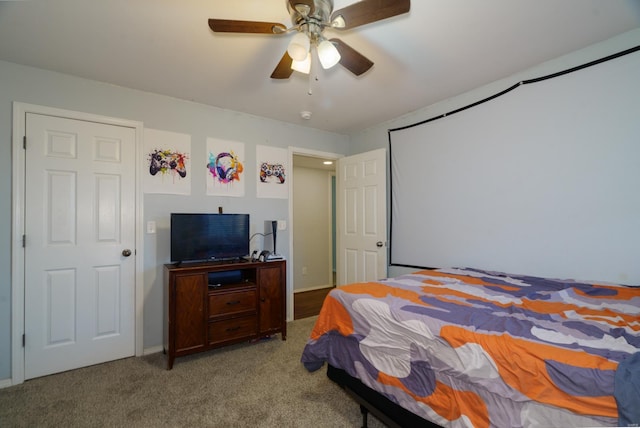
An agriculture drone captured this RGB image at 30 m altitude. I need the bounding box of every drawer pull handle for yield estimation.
[226,326,241,332]
[227,300,240,305]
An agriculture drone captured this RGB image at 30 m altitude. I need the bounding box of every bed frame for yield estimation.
[327,364,441,428]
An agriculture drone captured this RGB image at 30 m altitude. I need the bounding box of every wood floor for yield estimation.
[294,287,334,320]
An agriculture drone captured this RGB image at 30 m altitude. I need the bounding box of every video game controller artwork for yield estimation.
[259,162,286,184]
[148,149,188,179]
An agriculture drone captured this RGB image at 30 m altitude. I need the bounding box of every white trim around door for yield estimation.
[287,146,342,322]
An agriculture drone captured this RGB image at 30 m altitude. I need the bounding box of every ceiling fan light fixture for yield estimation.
[291,52,311,74]
[287,32,310,62]
[294,4,312,17]
[331,15,346,28]
[317,39,341,69]
[208,0,411,79]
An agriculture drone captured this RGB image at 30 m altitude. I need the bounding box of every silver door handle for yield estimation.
[122,249,132,257]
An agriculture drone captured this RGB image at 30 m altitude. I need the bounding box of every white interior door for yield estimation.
[336,148,387,285]
[24,112,136,379]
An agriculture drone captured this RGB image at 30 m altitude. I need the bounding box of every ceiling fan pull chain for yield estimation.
[307,51,314,96]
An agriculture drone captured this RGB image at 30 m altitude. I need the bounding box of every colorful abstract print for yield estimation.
[301,268,640,428]
[207,151,243,184]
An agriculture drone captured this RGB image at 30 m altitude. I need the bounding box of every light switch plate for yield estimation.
[146,221,156,234]
[277,220,286,230]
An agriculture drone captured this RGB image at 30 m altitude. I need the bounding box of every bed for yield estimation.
[301,268,640,427]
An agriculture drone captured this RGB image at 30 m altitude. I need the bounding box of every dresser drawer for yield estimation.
[208,289,256,318]
[208,316,257,344]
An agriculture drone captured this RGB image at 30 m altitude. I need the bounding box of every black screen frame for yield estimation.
[170,213,250,263]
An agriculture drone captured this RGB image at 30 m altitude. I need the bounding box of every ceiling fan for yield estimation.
[208,0,411,79]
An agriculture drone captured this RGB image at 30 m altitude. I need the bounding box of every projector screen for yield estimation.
[389,47,640,285]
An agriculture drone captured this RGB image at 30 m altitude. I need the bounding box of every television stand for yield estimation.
[164,259,286,369]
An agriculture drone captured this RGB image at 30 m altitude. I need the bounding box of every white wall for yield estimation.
[292,166,332,292]
[0,60,349,381]
[349,28,640,279]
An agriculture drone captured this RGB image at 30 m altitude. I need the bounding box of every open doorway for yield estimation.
[290,151,339,320]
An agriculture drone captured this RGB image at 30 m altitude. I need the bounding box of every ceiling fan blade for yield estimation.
[208,19,287,34]
[271,52,294,79]
[330,38,374,76]
[330,0,410,30]
[288,0,315,16]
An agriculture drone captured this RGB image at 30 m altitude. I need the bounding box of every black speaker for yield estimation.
[271,220,277,254]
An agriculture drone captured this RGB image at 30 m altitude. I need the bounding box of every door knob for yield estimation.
[376,241,384,248]
[122,249,132,257]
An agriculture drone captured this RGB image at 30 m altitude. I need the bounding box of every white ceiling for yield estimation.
[0,0,639,134]
[293,154,336,170]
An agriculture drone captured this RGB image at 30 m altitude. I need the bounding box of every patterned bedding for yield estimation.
[301,268,640,427]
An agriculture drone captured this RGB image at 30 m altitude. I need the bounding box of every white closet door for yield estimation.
[24,112,136,379]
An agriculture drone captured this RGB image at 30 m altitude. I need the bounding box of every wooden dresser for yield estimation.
[164,259,286,369]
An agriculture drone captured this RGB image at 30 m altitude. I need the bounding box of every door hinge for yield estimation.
[22,334,25,347]
[23,235,26,248]
[23,135,26,150]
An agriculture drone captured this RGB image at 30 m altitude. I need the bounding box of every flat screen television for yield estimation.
[170,213,249,263]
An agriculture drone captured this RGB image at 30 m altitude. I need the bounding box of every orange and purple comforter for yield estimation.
[301,268,640,427]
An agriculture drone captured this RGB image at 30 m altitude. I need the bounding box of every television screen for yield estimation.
[170,213,249,263]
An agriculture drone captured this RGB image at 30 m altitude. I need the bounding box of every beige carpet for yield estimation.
[0,316,385,427]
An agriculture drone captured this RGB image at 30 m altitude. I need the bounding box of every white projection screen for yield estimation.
[389,48,640,285]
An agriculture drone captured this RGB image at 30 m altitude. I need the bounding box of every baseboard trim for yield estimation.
[0,378,13,389]
[294,284,334,293]
[143,345,164,356]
